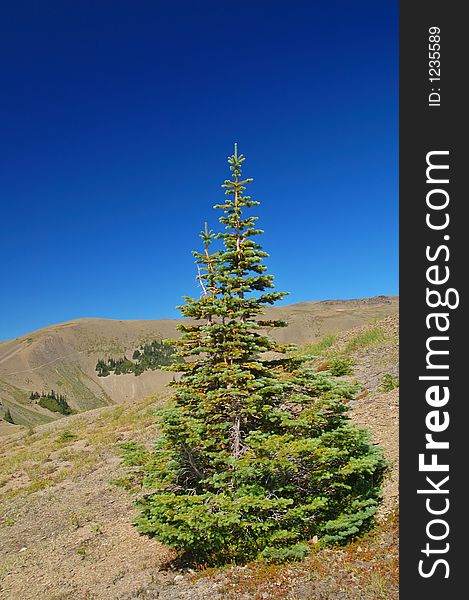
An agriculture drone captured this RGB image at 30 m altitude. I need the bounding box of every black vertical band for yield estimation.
[400,2,466,596]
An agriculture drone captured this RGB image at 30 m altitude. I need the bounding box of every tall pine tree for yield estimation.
[132,145,386,564]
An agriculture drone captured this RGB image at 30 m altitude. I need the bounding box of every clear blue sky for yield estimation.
[0,0,398,342]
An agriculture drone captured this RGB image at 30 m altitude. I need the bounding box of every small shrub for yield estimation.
[91,523,103,534]
[327,357,353,376]
[76,544,88,557]
[378,373,399,392]
[57,430,77,443]
[69,510,88,530]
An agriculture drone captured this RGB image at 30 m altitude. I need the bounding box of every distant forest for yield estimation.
[30,390,72,415]
[95,340,177,377]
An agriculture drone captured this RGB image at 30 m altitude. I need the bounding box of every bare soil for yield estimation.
[0,297,398,431]
[0,314,399,599]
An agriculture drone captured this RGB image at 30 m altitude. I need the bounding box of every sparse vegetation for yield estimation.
[297,333,337,358]
[57,430,78,443]
[0,395,162,504]
[379,373,399,392]
[344,326,388,354]
[76,543,88,557]
[69,509,88,530]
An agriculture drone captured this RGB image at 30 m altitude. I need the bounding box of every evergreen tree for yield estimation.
[37,391,72,415]
[4,408,14,424]
[132,145,386,565]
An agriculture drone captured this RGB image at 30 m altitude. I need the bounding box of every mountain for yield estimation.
[0,296,398,433]
[0,311,399,599]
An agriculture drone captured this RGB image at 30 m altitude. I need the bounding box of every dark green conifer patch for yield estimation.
[96,340,177,377]
[30,390,72,415]
[3,408,14,424]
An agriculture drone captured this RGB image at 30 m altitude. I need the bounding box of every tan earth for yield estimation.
[0,297,398,432]
[0,304,399,599]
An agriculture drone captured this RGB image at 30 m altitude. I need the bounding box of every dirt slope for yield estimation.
[0,314,399,600]
[0,297,398,431]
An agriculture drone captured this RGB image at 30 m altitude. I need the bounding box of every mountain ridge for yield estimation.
[0,296,398,432]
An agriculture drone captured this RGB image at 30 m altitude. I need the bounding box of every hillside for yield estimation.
[0,297,398,433]
[0,313,399,600]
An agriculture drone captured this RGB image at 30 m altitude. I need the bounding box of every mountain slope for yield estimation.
[0,313,399,600]
[0,296,398,431]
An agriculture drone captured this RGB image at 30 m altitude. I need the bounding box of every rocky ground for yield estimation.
[0,316,399,599]
[341,315,399,519]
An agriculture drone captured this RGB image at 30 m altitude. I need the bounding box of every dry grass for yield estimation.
[0,395,161,512]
